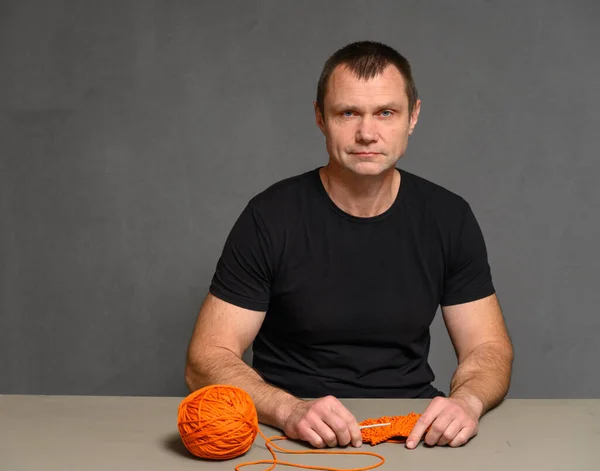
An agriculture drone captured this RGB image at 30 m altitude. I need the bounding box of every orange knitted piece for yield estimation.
[359,413,422,445]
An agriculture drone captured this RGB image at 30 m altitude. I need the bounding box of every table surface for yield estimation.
[1,395,598,471]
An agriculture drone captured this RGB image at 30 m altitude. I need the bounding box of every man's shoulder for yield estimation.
[247,167,318,211]
[400,168,473,224]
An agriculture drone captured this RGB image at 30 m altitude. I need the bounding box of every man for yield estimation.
[185,41,513,451]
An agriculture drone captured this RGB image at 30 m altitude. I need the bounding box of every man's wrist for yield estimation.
[450,392,485,418]
[273,395,302,430]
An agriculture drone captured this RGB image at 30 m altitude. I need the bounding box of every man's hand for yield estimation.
[280,395,363,449]
[405,395,483,449]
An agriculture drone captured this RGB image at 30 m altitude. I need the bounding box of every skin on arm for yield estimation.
[406,293,514,448]
[185,293,363,448]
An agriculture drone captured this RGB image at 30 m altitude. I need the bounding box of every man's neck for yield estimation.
[319,164,400,218]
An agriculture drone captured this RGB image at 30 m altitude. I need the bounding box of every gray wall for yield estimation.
[1,0,599,398]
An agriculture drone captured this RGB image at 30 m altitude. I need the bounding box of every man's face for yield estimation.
[315,64,420,176]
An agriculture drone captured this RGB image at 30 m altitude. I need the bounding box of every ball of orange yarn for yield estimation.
[177,384,259,460]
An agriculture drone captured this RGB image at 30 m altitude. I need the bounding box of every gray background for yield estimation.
[1,0,599,398]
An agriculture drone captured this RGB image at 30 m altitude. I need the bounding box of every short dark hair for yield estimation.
[316,41,419,117]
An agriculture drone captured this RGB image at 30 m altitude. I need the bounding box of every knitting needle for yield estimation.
[359,422,391,430]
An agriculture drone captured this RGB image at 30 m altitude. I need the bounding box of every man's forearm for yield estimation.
[185,347,300,429]
[449,341,513,417]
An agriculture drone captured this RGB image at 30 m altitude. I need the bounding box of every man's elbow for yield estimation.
[184,349,210,392]
[489,338,514,388]
[498,335,515,369]
[506,339,515,365]
[459,339,514,374]
[491,338,514,371]
[184,345,236,392]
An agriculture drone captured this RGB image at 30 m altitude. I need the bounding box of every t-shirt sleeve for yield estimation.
[209,203,273,312]
[440,203,496,306]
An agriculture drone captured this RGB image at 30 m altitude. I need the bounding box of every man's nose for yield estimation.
[356,116,378,143]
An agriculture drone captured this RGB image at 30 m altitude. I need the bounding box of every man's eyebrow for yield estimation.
[328,103,353,112]
[329,102,404,111]
[378,102,404,110]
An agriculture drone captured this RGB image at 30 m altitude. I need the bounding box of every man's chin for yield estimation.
[348,161,395,176]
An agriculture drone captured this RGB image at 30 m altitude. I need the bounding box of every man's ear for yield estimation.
[408,99,421,135]
[314,101,326,135]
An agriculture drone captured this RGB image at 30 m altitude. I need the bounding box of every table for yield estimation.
[0,395,598,470]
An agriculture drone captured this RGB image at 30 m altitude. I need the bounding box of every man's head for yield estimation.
[314,41,421,176]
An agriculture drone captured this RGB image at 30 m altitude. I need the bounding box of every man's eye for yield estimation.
[380,110,393,117]
[342,110,354,117]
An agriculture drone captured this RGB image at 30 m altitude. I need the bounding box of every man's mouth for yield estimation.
[351,152,381,156]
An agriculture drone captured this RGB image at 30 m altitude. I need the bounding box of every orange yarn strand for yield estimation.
[233,430,386,471]
[177,385,422,471]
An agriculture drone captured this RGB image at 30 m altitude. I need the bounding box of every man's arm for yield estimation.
[185,293,362,448]
[406,293,513,448]
[185,292,291,427]
[445,293,513,414]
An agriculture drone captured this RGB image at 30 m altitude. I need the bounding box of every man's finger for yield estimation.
[405,400,443,449]
[448,427,473,447]
[321,409,351,447]
[311,418,339,447]
[423,412,454,446]
[330,400,362,447]
[300,427,327,449]
[436,419,462,446]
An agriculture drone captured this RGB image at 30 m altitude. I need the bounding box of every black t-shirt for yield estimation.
[209,167,495,399]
